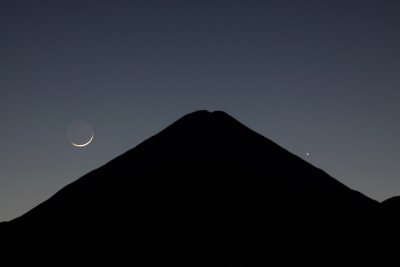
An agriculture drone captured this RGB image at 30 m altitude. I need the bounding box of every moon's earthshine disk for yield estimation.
[67,120,94,147]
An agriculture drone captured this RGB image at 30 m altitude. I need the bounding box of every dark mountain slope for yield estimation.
[1,110,381,266]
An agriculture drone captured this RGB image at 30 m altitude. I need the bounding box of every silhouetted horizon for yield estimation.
[2,110,399,266]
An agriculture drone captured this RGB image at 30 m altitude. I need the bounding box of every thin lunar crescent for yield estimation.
[70,133,94,147]
[67,120,94,148]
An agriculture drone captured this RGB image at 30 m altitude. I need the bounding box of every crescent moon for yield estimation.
[71,133,94,147]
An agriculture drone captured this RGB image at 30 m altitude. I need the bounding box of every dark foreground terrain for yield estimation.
[1,111,398,266]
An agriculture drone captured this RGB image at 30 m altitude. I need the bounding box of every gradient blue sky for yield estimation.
[1,0,400,221]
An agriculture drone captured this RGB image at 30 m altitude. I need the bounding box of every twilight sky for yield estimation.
[1,0,400,222]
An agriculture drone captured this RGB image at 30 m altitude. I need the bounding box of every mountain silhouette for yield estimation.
[0,110,388,266]
[382,196,400,208]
